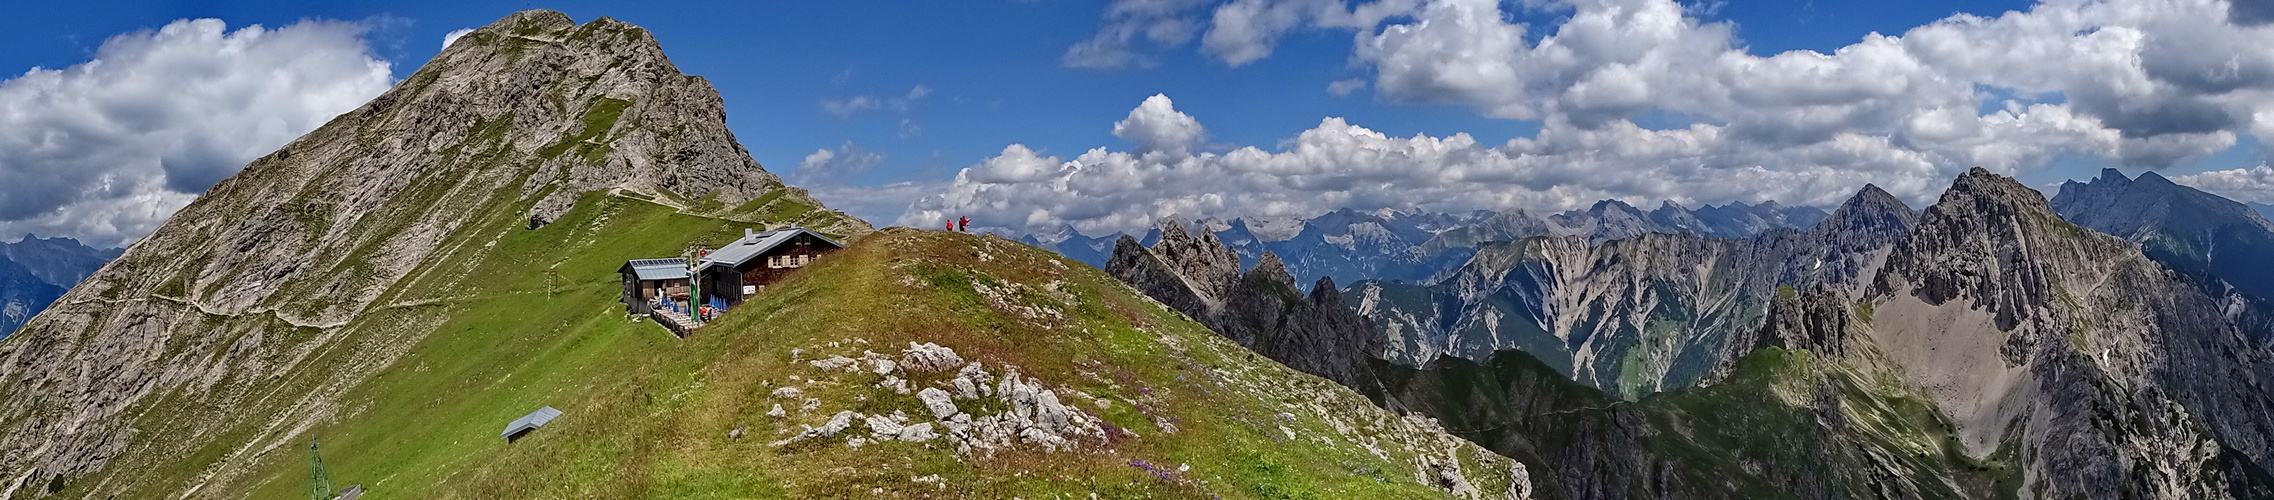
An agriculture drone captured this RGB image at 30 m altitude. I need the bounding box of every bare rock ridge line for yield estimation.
[0,9,866,494]
[1037,198,1830,292]
[1342,182,1918,399]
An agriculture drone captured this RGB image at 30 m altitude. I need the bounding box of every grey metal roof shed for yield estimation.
[501,406,563,441]
[622,258,689,280]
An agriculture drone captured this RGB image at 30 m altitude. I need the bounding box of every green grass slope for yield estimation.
[197,200,1521,498]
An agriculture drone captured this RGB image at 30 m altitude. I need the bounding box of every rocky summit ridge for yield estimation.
[1869,168,2274,497]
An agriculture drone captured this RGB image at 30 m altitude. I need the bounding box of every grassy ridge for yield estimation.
[217,195,1508,498]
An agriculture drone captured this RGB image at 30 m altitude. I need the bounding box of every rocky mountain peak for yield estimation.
[1306,275,1344,306]
[1246,251,1299,292]
[2133,169,2179,187]
[1860,168,2274,496]
[1811,183,1918,239]
[1143,219,1242,302]
[1873,168,2073,327]
[1878,168,2098,330]
[2096,167,2134,185]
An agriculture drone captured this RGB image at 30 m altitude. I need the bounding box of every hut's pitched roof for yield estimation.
[697,227,843,272]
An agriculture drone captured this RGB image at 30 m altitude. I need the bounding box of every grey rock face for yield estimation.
[1046,203,1824,297]
[1355,185,1911,399]
[0,10,869,490]
[1873,168,2274,497]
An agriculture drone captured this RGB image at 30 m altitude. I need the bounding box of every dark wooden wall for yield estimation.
[702,233,845,307]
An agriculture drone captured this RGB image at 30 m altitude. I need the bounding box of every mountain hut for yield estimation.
[696,227,844,310]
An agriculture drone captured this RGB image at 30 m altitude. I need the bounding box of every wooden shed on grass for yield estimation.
[619,258,691,314]
[696,227,843,309]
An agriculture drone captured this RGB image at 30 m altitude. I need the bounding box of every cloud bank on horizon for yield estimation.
[0,18,392,248]
[906,0,2274,237]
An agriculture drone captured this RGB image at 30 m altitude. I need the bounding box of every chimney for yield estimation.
[744,228,757,244]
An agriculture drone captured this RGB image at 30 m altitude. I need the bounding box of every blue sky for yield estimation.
[4,1,1513,184]
[6,0,2274,245]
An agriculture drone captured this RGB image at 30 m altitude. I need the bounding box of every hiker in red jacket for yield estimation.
[946,220,954,231]
[958,216,970,232]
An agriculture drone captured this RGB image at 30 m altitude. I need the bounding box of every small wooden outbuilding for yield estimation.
[696,227,844,309]
[619,258,691,315]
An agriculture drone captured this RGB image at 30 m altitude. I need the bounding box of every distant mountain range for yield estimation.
[1076,168,2274,404]
[1111,168,2274,498]
[1025,199,1829,288]
[2054,168,2274,346]
[0,235,121,337]
[1351,185,1913,399]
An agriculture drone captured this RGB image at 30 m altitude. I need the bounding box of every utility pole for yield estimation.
[310,441,334,500]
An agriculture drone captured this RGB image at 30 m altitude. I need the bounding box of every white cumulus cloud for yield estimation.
[794,141,887,186]
[1111,94,1207,156]
[793,141,944,229]
[0,18,393,247]
[900,95,1977,236]
[821,84,933,117]
[2175,165,2274,204]
[1002,0,2274,236]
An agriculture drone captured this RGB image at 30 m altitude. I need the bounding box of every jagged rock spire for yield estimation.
[1107,220,1384,393]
